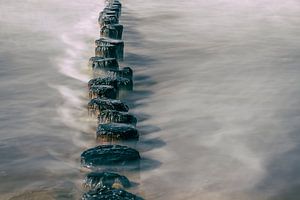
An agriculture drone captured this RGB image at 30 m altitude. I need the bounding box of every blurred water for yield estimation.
[0,0,103,199]
[122,0,300,200]
[1,0,300,199]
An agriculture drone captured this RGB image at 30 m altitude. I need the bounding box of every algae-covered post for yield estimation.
[88,77,119,89]
[89,56,119,71]
[98,15,119,27]
[98,109,138,126]
[81,145,140,168]
[95,44,118,59]
[88,85,117,99]
[108,67,133,79]
[101,24,123,40]
[103,6,121,17]
[82,187,143,200]
[95,38,124,60]
[96,123,139,142]
[83,171,131,190]
[88,98,129,117]
[89,76,133,91]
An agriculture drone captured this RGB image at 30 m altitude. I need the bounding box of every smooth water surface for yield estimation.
[1,0,300,199]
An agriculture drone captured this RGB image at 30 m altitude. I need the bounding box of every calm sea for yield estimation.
[1,0,300,199]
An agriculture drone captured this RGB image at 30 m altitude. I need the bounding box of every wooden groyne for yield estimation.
[81,1,144,199]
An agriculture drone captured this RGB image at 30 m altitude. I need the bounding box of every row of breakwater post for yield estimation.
[80,0,144,199]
